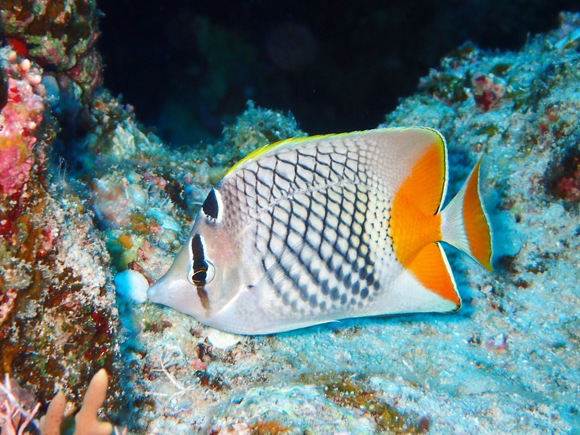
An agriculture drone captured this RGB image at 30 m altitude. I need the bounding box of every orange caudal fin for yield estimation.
[440,159,493,270]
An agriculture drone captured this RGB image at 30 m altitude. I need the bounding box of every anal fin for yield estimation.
[407,243,461,311]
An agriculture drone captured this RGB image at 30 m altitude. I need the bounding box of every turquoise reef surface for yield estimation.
[1,6,580,435]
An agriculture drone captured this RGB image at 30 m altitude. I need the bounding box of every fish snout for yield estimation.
[146,280,164,303]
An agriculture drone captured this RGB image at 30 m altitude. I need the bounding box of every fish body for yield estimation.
[148,127,493,334]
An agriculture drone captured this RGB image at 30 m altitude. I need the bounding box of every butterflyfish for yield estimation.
[147,127,493,335]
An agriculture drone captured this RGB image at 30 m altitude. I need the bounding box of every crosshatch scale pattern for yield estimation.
[218,136,399,322]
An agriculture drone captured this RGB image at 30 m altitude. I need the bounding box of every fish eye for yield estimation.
[205,260,216,283]
[189,233,215,286]
[188,259,216,286]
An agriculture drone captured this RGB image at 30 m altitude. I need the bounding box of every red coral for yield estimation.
[472,72,505,111]
[557,171,580,202]
[6,38,28,57]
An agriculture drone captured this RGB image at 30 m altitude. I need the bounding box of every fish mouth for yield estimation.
[147,274,174,304]
[146,280,163,303]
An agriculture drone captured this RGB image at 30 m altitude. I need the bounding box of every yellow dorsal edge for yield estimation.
[225,127,427,177]
[226,134,330,176]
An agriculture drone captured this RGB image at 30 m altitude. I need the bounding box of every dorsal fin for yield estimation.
[224,127,448,199]
[226,134,320,176]
[387,127,448,215]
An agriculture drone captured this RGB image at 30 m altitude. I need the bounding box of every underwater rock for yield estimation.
[0,47,123,417]
[206,330,242,350]
[126,183,148,210]
[40,75,60,108]
[0,174,123,410]
[3,7,580,435]
[0,0,103,100]
[92,175,133,228]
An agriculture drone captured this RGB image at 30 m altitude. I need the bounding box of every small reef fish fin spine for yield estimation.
[440,158,493,271]
[389,129,460,308]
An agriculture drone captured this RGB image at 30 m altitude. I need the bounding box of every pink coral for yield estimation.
[557,173,580,202]
[0,146,33,195]
[0,374,40,435]
[472,72,505,111]
[91,177,132,228]
[0,54,44,196]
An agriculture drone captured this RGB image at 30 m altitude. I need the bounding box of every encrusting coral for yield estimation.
[0,0,103,101]
[0,52,44,196]
[0,45,122,421]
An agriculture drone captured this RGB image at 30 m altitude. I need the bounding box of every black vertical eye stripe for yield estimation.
[192,234,205,261]
[202,189,219,220]
[191,234,209,281]
[191,234,212,313]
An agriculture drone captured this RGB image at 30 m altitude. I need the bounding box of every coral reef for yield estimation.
[0,0,102,100]
[116,12,580,434]
[0,16,120,429]
[301,372,427,434]
[2,2,580,434]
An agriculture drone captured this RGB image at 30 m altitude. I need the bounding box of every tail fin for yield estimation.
[440,159,493,270]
